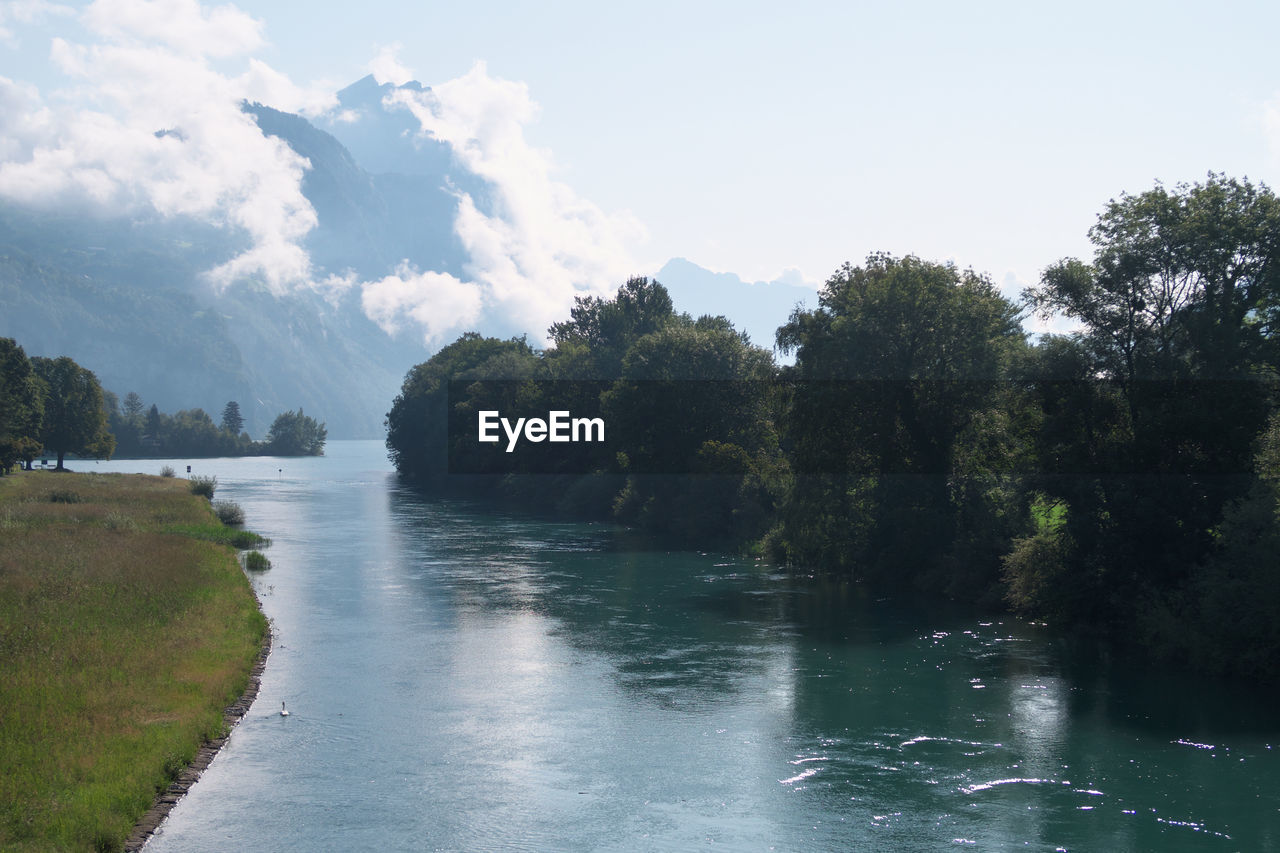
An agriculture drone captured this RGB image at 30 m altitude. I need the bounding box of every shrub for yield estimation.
[47,489,83,504]
[189,475,217,500]
[212,500,244,526]
[244,550,271,571]
[103,511,139,532]
[159,465,176,478]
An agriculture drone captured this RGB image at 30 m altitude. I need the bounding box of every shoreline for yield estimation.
[123,616,273,852]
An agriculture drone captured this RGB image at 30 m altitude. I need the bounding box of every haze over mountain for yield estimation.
[0,71,805,438]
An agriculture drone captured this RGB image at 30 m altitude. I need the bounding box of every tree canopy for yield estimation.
[0,338,43,474]
[30,355,114,470]
[266,409,327,456]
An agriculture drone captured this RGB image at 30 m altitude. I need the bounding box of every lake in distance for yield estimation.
[89,440,1280,851]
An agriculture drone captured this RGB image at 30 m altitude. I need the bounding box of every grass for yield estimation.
[165,522,268,550]
[0,471,268,852]
[243,550,271,571]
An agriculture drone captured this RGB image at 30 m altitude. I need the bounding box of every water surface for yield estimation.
[91,442,1280,850]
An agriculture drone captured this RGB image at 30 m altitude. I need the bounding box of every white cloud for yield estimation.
[237,58,337,116]
[0,0,320,293]
[387,61,647,342]
[770,267,816,290]
[361,261,482,345]
[0,1,73,45]
[368,42,414,86]
[81,0,263,58]
[0,8,647,347]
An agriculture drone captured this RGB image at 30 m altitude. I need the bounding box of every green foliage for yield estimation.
[243,550,271,571]
[213,500,245,525]
[46,489,82,504]
[1019,175,1280,648]
[220,400,244,435]
[386,332,539,477]
[265,409,327,456]
[548,276,676,376]
[189,475,217,500]
[1001,527,1081,622]
[165,522,267,550]
[387,279,785,545]
[30,354,115,470]
[122,391,144,420]
[108,393,324,459]
[775,253,1027,586]
[0,338,44,475]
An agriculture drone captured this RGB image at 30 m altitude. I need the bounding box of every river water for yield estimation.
[90,440,1279,851]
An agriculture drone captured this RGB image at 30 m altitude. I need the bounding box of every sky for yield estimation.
[2,0,1280,341]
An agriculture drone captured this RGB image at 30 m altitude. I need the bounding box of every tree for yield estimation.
[266,409,327,456]
[603,316,783,541]
[775,254,1026,585]
[0,338,43,474]
[1011,174,1280,644]
[30,355,115,470]
[548,277,676,376]
[145,404,162,439]
[122,391,145,420]
[221,401,245,435]
[386,333,539,478]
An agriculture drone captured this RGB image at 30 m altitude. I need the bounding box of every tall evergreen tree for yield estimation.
[220,400,245,435]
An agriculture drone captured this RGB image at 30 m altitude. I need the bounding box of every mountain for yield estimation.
[0,201,419,438]
[653,258,817,353]
[0,93,471,439]
[0,77,814,439]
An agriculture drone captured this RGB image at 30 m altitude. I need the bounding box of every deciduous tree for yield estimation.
[30,355,114,470]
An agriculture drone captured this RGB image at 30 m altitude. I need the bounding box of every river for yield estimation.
[90,440,1279,851]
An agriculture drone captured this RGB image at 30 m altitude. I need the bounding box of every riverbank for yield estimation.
[123,627,271,852]
[0,471,268,853]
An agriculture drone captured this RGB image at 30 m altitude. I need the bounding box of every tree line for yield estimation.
[106,394,327,458]
[386,174,1280,680]
[0,345,328,469]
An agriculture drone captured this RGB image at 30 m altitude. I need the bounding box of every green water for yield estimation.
[94,442,1279,851]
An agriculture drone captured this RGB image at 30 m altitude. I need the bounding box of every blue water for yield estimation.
[90,442,1280,851]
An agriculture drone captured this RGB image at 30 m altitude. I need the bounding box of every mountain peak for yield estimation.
[337,75,427,110]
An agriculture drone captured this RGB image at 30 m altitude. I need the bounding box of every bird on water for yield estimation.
[280,701,289,717]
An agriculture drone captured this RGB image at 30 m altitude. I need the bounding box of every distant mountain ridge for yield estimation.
[0,77,814,437]
[654,258,816,353]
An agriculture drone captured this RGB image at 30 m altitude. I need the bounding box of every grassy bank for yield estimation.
[0,471,268,852]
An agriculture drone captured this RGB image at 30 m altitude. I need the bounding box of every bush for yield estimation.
[212,500,244,525]
[103,511,139,532]
[47,489,83,504]
[244,550,271,571]
[159,465,175,478]
[189,475,216,500]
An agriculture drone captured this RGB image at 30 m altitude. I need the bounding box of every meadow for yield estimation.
[0,471,268,852]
